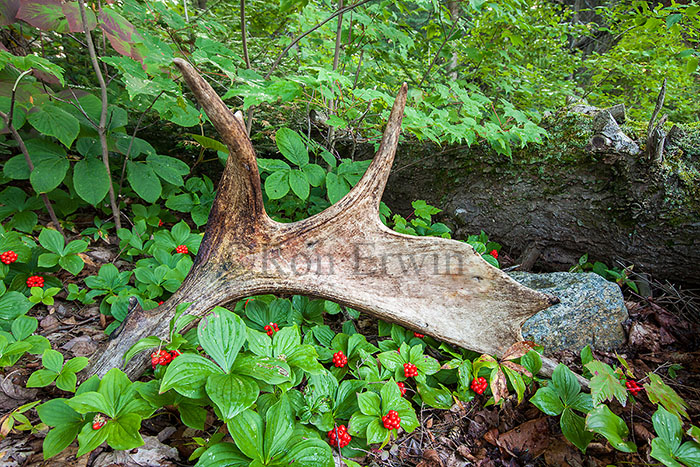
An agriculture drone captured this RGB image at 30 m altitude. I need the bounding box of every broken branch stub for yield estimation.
[87,58,556,379]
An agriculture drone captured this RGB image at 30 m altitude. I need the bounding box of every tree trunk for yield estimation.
[382,112,700,285]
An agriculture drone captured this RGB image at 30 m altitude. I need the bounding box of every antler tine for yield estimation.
[173,59,268,260]
[342,83,408,212]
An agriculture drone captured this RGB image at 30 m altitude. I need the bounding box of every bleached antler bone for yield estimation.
[87,58,556,379]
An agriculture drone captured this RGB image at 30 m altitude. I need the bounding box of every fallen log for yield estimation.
[87,59,556,380]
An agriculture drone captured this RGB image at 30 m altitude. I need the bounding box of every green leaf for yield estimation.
[124,336,167,364]
[645,373,689,420]
[586,361,627,407]
[127,161,162,203]
[416,382,453,409]
[66,392,111,416]
[37,398,82,426]
[357,391,381,416]
[63,356,88,374]
[43,424,81,459]
[206,373,258,421]
[264,170,289,200]
[105,413,144,451]
[279,438,334,467]
[414,354,440,375]
[530,385,564,416]
[146,154,189,186]
[195,442,250,467]
[326,172,350,204]
[38,252,59,268]
[276,128,308,166]
[227,409,264,461]
[652,406,683,452]
[59,254,85,276]
[560,408,594,452]
[38,227,64,255]
[28,105,79,148]
[160,354,224,399]
[586,405,637,453]
[551,363,581,406]
[73,157,110,205]
[302,164,326,187]
[676,441,700,467]
[232,354,291,385]
[42,349,64,372]
[56,371,78,392]
[288,169,310,200]
[76,419,109,457]
[197,307,247,373]
[348,412,374,436]
[264,394,294,462]
[366,418,388,445]
[651,437,685,467]
[31,154,69,193]
[26,369,58,387]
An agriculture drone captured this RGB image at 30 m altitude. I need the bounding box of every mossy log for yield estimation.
[382,111,700,285]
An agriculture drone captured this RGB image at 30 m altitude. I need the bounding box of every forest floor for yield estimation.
[0,245,698,467]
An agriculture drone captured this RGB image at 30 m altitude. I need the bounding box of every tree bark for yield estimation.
[382,112,700,285]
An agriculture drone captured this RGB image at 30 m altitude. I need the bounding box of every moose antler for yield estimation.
[87,59,556,379]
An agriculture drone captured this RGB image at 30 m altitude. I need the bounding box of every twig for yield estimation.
[647,77,667,140]
[418,19,459,88]
[78,0,121,231]
[264,0,374,80]
[240,0,253,135]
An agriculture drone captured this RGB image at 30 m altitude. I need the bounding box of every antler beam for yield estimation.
[87,59,556,379]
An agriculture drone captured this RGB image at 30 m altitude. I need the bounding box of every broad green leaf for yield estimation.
[16,0,68,32]
[586,405,637,452]
[146,154,189,186]
[676,441,700,467]
[585,361,627,407]
[56,371,78,392]
[264,170,289,200]
[105,413,144,451]
[276,128,308,166]
[31,155,69,193]
[194,442,250,467]
[197,307,247,373]
[28,104,79,148]
[43,424,81,459]
[76,420,109,457]
[232,354,291,385]
[26,369,58,387]
[347,412,374,436]
[227,409,264,461]
[326,172,350,204]
[357,391,381,416]
[380,378,403,410]
[42,349,64,372]
[206,373,258,421]
[38,227,64,254]
[551,363,581,406]
[59,254,84,276]
[288,169,310,200]
[302,164,326,187]
[66,392,111,417]
[264,394,294,462]
[160,354,224,399]
[127,161,162,203]
[414,354,440,375]
[73,157,109,205]
[653,406,683,452]
[560,408,594,452]
[530,385,564,416]
[279,438,334,467]
[37,398,82,426]
[123,336,168,364]
[62,356,88,373]
[366,418,388,445]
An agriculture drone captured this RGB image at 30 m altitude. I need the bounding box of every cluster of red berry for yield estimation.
[382,410,401,430]
[397,381,406,397]
[158,219,164,227]
[92,414,106,430]
[471,377,488,395]
[264,322,279,336]
[175,245,189,254]
[151,349,181,369]
[26,275,44,288]
[0,251,18,264]
[625,380,642,396]
[327,425,351,448]
[490,249,498,258]
[403,362,418,378]
[332,351,348,368]
[413,332,424,338]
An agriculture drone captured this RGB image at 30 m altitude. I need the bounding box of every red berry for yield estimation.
[490,249,498,258]
[397,381,406,397]
[328,425,351,448]
[170,350,181,359]
[382,410,401,430]
[625,380,642,396]
[175,245,189,254]
[158,219,163,227]
[158,301,164,305]
[150,349,172,369]
[0,251,18,264]
[403,362,418,378]
[471,377,488,395]
[26,275,44,288]
[332,351,347,368]
[413,332,424,338]
[92,414,106,430]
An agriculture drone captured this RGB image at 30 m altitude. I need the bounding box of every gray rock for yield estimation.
[509,272,628,354]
